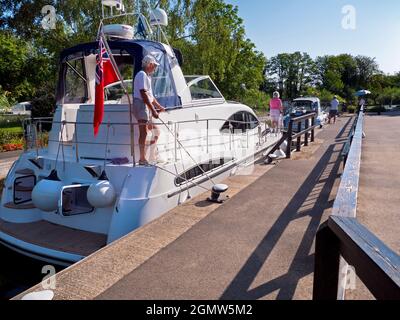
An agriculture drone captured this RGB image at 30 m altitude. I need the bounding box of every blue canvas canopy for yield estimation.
[57,39,182,107]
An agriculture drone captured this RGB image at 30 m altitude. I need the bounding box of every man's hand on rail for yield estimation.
[151,110,159,119]
[153,99,166,113]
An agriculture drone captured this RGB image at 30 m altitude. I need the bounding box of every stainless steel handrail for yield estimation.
[22,116,274,166]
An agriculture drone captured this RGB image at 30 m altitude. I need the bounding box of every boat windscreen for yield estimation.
[186,77,223,100]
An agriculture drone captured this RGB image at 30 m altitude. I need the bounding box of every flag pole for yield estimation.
[100,31,136,166]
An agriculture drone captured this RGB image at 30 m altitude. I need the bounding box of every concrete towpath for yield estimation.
[345,111,400,300]
[96,116,354,300]
[0,151,22,179]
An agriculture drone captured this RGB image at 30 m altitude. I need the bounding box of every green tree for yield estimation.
[1,0,267,107]
[266,52,317,99]
[377,87,400,107]
[0,85,15,111]
[165,0,266,102]
[0,31,53,101]
[265,53,290,97]
[335,54,358,101]
[315,55,345,96]
[241,88,270,110]
[355,55,379,89]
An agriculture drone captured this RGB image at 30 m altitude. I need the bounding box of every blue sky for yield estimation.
[225,0,400,74]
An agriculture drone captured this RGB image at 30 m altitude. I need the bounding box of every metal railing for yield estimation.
[22,116,273,166]
[313,107,400,300]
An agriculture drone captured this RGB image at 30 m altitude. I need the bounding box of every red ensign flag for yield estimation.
[94,36,119,136]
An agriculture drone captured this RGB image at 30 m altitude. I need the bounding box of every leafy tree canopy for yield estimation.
[0,0,398,112]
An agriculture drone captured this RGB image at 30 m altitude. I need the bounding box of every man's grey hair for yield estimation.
[273,91,280,98]
[142,55,160,68]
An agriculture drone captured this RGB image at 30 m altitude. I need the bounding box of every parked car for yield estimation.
[11,101,32,116]
[283,97,328,130]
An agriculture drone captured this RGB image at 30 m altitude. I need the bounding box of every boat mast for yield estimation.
[99,0,136,165]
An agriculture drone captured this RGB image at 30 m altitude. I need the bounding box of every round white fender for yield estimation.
[32,180,64,212]
[87,181,116,208]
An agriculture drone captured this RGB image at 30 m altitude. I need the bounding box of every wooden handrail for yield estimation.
[313,106,400,300]
[313,216,400,300]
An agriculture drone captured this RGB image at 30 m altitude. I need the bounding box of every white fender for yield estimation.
[87,181,116,208]
[32,180,64,212]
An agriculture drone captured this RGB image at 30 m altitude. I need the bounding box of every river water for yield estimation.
[0,245,64,300]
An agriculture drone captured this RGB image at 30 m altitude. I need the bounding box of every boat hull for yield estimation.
[0,136,280,266]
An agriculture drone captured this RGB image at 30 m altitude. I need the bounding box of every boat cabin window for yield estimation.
[64,58,88,104]
[151,52,178,107]
[59,44,180,108]
[105,80,132,102]
[175,158,233,186]
[104,53,134,104]
[220,112,259,133]
[186,77,223,100]
[104,51,178,107]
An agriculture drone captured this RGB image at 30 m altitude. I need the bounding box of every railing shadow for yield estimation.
[220,116,354,300]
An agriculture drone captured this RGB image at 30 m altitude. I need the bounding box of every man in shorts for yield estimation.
[329,96,340,124]
[133,55,166,165]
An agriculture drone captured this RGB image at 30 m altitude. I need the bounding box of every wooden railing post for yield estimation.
[304,118,309,146]
[311,116,315,142]
[286,119,293,159]
[296,122,302,152]
[314,216,400,300]
[313,221,341,300]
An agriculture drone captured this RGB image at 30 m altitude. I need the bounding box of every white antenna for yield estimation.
[102,0,125,18]
[102,0,123,9]
[99,0,173,47]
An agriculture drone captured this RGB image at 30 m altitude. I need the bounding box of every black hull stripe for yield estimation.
[0,238,79,266]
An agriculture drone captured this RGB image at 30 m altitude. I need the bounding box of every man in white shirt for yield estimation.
[329,96,340,124]
[133,55,166,165]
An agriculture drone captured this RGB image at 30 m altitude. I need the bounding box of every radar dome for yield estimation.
[150,8,168,27]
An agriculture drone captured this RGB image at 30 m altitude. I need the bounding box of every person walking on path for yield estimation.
[133,55,166,166]
[269,91,283,133]
[358,97,366,114]
[329,96,340,124]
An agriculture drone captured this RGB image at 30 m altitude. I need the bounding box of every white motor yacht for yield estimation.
[0,1,282,266]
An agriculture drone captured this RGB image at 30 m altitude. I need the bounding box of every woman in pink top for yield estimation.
[270,91,283,132]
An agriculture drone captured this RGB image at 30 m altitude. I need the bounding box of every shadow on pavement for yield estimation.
[220,117,354,300]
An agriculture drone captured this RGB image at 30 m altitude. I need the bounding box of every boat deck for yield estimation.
[0,218,107,257]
